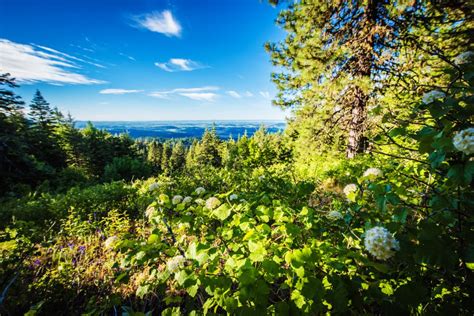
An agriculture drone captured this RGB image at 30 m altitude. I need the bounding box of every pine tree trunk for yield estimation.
[346,86,367,158]
[346,0,376,158]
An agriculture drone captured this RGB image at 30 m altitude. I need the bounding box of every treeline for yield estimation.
[0,74,291,195]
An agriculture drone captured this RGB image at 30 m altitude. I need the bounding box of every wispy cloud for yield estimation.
[226,91,241,98]
[260,91,271,99]
[0,39,105,84]
[227,90,255,98]
[37,44,105,68]
[134,10,182,37]
[119,52,136,61]
[99,89,142,95]
[155,58,205,72]
[149,86,219,101]
[180,93,217,101]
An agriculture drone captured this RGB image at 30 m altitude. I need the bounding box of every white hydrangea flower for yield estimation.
[166,255,185,273]
[258,175,265,181]
[183,196,193,204]
[104,236,119,249]
[364,226,400,260]
[327,210,343,221]
[194,198,205,205]
[363,168,384,179]
[172,195,183,205]
[148,182,160,192]
[343,183,358,197]
[229,194,238,201]
[453,128,474,155]
[195,187,206,195]
[205,197,221,210]
[422,90,446,104]
[145,205,156,219]
[454,51,474,65]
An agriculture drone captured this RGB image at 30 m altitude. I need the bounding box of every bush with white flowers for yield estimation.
[195,187,206,195]
[422,90,446,104]
[453,128,474,155]
[327,210,343,221]
[183,196,193,204]
[148,182,160,192]
[205,197,221,210]
[363,167,383,179]
[343,183,358,197]
[166,255,186,273]
[194,198,205,205]
[172,195,183,205]
[229,194,238,201]
[364,226,400,260]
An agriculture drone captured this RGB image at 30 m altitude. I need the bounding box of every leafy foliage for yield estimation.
[1,0,473,314]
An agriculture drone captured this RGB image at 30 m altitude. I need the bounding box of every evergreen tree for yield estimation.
[194,127,221,167]
[29,90,55,130]
[161,141,172,174]
[266,0,415,158]
[170,140,186,173]
[0,73,24,116]
[0,74,31,193]
[147,140,163,171]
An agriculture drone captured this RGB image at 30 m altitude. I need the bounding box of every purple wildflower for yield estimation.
[78,246,86,254]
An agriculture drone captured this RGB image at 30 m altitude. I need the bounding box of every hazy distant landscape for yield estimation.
[76,120,286,139]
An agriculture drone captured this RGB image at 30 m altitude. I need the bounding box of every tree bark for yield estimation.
[346,85,367,158]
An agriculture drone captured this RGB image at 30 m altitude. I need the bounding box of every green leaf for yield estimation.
[147,234,159,244]
[248,240,267,262]
[212,204,231,221]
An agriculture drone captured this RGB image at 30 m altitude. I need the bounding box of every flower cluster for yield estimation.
[172,195,183,205]
[166,255,186,273]
[183,196,193,204]
[148,182,160,192]
[104,236,119,249]
[145,205,156,219]
[195,187,206,195]
[422,90,446,104]
[195,198,205,205]
[454,51,474,65]
[364,226,400,260]
[363,167,383,179]
[343,183,358,197]
[327,210,343,221]
[229,194,238,201]
[453,128,474,155]
[205,197,221,210]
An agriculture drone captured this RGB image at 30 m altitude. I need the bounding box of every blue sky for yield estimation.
[0,0,288,120]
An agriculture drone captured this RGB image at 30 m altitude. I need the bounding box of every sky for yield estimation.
[0,0,288,121]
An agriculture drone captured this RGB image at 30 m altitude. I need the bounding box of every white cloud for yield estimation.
[119,52,136,61]
[244,91,253,97]
[179,93,217,101]
[0,39,105,85]
[36,44,105,68]
[135,10,182,37]
[99,89,142,95]
[148,86,219,101]
[260,91,271,99]
[155,58,204,72]
[226,91,241,98]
